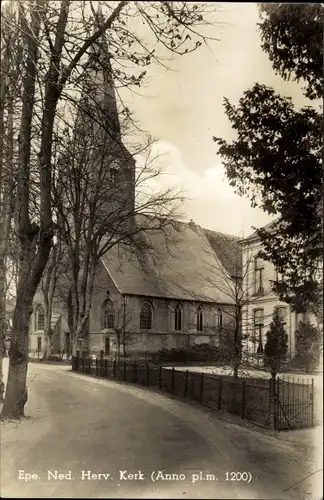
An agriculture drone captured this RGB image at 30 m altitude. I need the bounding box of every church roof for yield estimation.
[101,219,241,304]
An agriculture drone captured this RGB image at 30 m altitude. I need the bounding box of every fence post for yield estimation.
[113,360,116,379]
[88,356,91,374]
[184,370,189,398]
[104,358,108,377]
[124,361,127,381]
[159,365,162,390]
[171,367,175,394]
[82,352,85,372]
[275,376,280,430]
[240,381,246,419]
[146,363,150,387]
[199,373,204,403]
[76,351,80,371]
[95,357,99,376]
[218,378,222,410]
[269,378,274,429]
[134,362,137,383]
[269,376,278,430]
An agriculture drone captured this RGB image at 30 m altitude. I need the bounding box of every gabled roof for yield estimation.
[240,218,279,244]
[101,219,241,304]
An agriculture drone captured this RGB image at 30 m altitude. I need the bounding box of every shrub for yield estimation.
[264,309,288,372]
[158,343,230,363]
[294,320,322,372]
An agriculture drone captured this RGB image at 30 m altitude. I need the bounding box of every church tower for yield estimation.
[73,4,136,237]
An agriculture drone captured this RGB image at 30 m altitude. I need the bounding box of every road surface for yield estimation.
[1,361,322,499]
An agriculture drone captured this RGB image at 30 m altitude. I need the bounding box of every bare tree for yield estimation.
[1,0,219,419]
[53,115,183,356]
[193,241,252,378]
[208,250,256,378]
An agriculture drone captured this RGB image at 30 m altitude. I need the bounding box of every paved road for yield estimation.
[1,362,322,499]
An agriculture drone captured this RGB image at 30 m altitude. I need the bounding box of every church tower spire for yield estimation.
[72,2,136,235]
[79,2,121,141]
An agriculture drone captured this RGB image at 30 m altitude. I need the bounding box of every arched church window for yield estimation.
[36,305,45,331]
[140,301,153,330]
[174,304,182,331]
[101,299,114,329]
[215,309,223,330]
[196,305,203,332]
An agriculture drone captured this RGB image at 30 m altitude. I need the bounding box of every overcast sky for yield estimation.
[122,2,310,237]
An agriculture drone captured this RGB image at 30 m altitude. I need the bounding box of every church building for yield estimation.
[28,9,242,358]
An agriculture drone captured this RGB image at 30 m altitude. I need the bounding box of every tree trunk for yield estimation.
[41,246,58,360]
[233,308,242,379]
[0,3,16,404]
[1,265,34,418]
[71,257,97,356]
[0,49,16,402]
[43,308,53,360]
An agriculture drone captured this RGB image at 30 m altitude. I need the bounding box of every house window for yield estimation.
[37,336,42,352]
[101,299,114,329]
[275,306,287,326]
[253,309,264,355]
[215,309,222,329]
[254,257,264,295]
[140,301,153,330]
[174,304,182,331]
[196,306,203,332]
[36,305,45,331]
[104,337,110,355]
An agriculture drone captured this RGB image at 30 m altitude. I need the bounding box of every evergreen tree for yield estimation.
[295,320,321,373]
[213,4,323,313]
[264,309,288,372]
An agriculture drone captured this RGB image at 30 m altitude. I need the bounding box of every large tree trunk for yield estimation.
[0,184,14,401]
[0,179,14,402]
[1,234,38,418]
[0,2,15,404]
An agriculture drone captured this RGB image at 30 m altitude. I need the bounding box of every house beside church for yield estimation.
[240,223,317,361]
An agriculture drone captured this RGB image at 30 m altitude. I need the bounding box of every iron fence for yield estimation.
[274,376,315,430]
[71,353,316,431]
